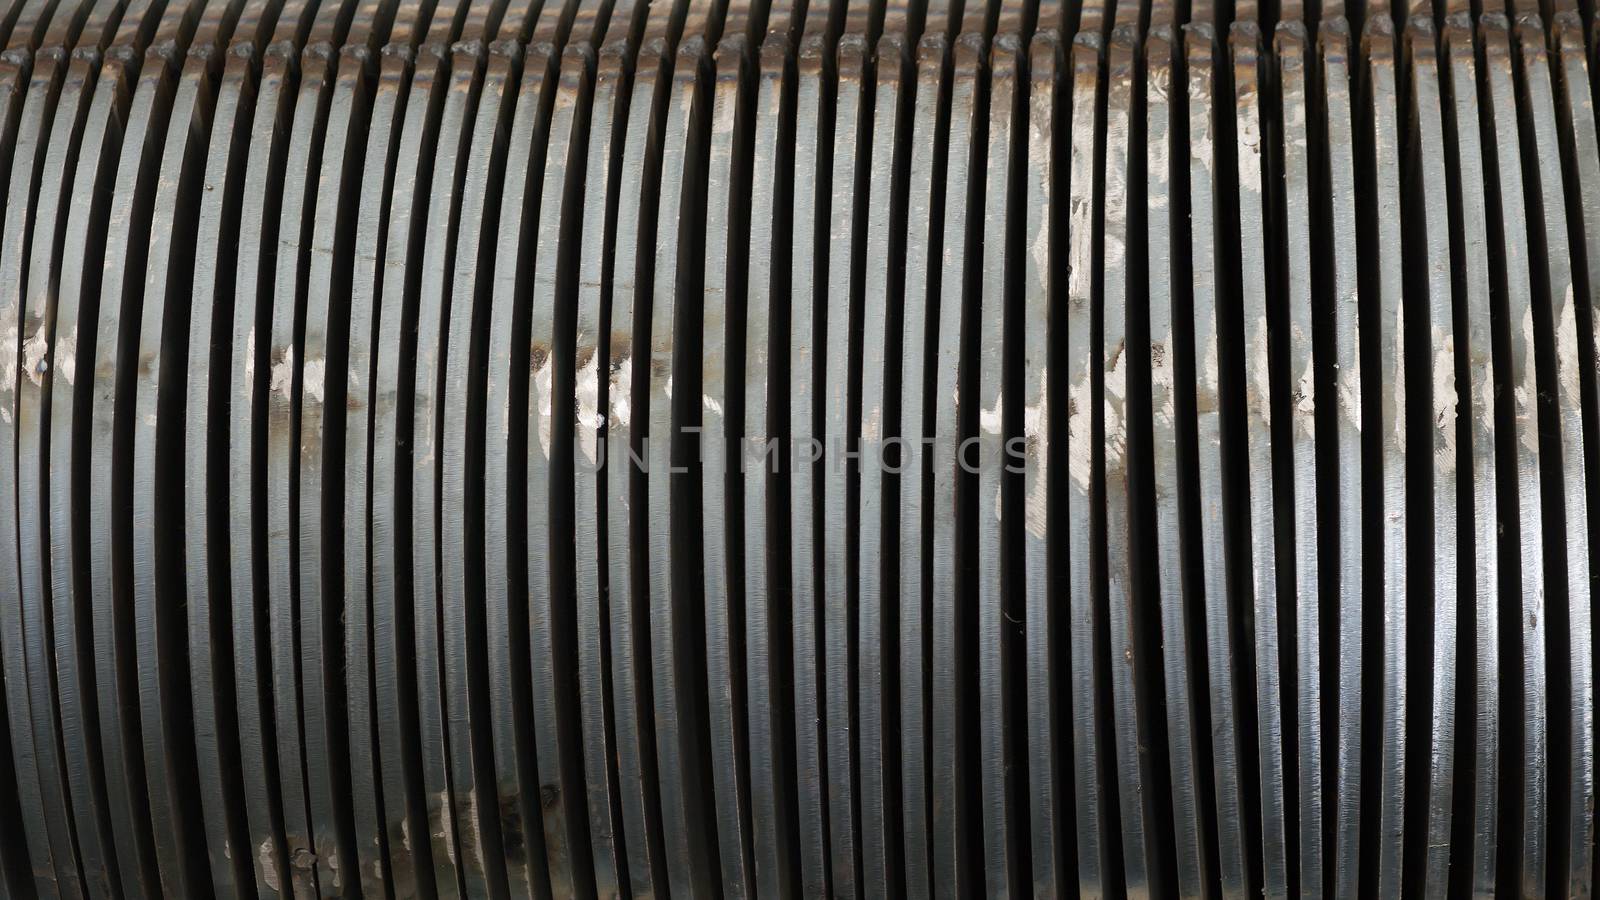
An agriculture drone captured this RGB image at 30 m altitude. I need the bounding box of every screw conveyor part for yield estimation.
[0,0,1594,893]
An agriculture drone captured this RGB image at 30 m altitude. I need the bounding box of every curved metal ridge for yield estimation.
[8,0,1600,894]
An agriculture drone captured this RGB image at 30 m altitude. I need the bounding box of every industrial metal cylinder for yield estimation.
[0,0,1592,894]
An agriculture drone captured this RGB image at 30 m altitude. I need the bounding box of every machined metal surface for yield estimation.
[7,0,1600,894]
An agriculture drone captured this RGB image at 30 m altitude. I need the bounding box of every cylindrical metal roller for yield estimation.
[3,0,1600,894]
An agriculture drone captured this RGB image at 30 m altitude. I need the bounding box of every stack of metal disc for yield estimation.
[1,0,1599,891]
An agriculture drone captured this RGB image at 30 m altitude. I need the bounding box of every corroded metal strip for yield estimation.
[1023,4,1066,896]
[72,3,192,890]
[187,3,280,897]
[1189,9,1251,895]
[226,0,333,891]
[1231,9,1288,895]
[1194,11,1256,896]
[347,3,437,894]
[440,0,574,892]
[602,0,680,893]
[1102,0,1164,887]
[133,0,256,892]
[1401,10,1460,899]
[1438,8,1498,893]
[367,0,475,891]
[821,0,864,891]
[310,0,411,894]
[87,0,196,890]
[475,18,554,900]
[476,0,594,891]
[408,3,502,890]
[896,0,950,893]
[294,0,392,890]
[1317,8,1364,896]
[1067,0,1112,889]
[1274,9,1321,895]
[223,0,311,893]
[1555,5,1600,897]
[87,0,217,894]
[700,0,768,892]
[1510,5,1594,894]
[2,0,96,894]
[1147,0,1207,891]
[172,0,256,892]
[567,0,650,894]
[787,0,832,889]
[741,1,800,894]
[975,0,1029,888]
[33,0,139,895]
[1478,13,1548,895]
[1359,6,1408,893]
[929,4,982,893]
[264,0,364,890]
[856,0,909,892]
[644,0,727,891]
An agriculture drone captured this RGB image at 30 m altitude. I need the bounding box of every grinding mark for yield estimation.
[270,342,296,395]
[303,357,326,404]
[500,365,512,440]
[1518,306,1540,456]
[1148,63,1170,105]
[436,790,456,862]
[1189,92,1214,174]
[1292,326,1316,440]
[55,331,73,386]
[979,396,1002,436]
[532,345,554,459]
[0,305,16,408]
[1336,324,1363,434]
[1286,79,1307,131]
[1067,198,1094,303]
[1104,340,1127,469]
[1473,357,1495,436]
[1030,216,1050,293]
[1101,227,1126,270]
[22,324,48,385]
[764,75,784,117]
[1197,330,1223,440]
[1432,327,1459,474]
[704,393,723,418]
[260,838,281,893]
[1024,368,1049,540]
[713,90,736,135]
[575,345,604,462]
[610,355,632,429]
[1237,88,1262,157]
[1395,315,1408,454]
[1246,314,1271,415]
[1068,364,1093,491]
[1558,284,1581,387]
[245,326,256,390]
[459,790,481,872]
[1151,342,1177,430]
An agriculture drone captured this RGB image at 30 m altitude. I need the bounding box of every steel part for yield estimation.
[5,0,1600,895]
